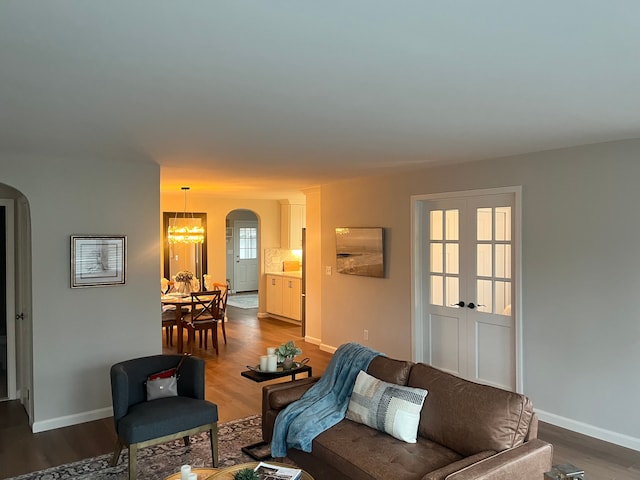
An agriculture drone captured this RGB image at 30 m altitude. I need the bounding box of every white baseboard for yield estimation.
[303,335,321,345]
[536,409,640,452]
[32,406,113,433]
[319,343,337,354]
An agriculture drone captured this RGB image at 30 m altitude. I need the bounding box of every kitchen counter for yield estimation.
[265,271,302,278]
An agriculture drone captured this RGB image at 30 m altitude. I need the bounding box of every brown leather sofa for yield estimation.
[262,356,553,480]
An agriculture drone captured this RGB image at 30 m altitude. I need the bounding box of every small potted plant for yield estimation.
[233,468,259,480]
[276,340,302,370]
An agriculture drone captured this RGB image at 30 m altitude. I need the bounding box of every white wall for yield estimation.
[319,139,640,450]
[1,153,161,431]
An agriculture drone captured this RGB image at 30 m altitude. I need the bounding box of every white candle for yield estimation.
[267,347,276,356]
[267,354,277,372]
[181,465,191,480]
[260,355,269,371]
[188,473,198,480]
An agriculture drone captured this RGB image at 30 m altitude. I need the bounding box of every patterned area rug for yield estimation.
[9,415,265,480]
[227,294,258,309]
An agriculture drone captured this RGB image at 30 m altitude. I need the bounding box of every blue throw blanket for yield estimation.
[270,342,380,457]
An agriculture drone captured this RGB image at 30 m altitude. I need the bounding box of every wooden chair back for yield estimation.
[190,290,221,323]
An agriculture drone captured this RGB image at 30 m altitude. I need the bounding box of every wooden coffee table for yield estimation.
[205,462,314,480]
[165,467,219,480]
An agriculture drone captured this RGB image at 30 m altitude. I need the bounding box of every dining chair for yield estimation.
[182,290,222,354]
[211,281,230,345]
[110,354,218,480]
[162,305,188,346]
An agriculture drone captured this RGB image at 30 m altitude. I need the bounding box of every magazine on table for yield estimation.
[253,461,302,480]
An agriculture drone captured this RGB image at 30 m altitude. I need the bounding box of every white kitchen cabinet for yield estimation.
[280,203,305,249]
[266,274,302,321]
[266,275,283,315]
[282,277,302,320]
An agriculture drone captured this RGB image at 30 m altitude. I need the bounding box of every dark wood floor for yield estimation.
[1,305,639,479]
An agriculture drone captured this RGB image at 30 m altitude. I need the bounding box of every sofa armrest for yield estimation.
[262,377,319,442]
[445,439,553,480]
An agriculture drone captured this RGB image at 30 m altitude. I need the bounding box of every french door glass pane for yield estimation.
[477,208,492,241]
[477,244,492,277]
[446,210,459,240]
[446,277,459,307]
[496,281,512,315]
[430,211,443,240]
[495,244,511,279]
[446,243,459,274]
[477,279,493,313]
[431,275,444,306]
[495,207,511,241]
[431,243,443,273]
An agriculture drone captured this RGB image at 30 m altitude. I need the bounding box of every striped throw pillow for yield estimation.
[346,370,428,443]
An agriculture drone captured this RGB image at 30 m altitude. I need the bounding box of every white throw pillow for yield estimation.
[346,370,428,443]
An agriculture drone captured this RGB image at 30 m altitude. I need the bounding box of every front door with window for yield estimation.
[234,221,259,292]
[421,192,517,391]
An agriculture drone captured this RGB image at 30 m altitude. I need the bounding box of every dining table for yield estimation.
[161,292,216,353]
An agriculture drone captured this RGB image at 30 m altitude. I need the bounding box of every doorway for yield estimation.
[225,210,259,293]
[412,188,522,392]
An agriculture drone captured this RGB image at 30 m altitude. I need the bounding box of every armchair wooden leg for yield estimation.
[128,444,138,480]
[210,425,219,467]
[111,439,124,466]
[183,435,191,446]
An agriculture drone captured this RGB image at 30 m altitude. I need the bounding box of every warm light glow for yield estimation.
[167,225,205,244]
[167,186,206,244]
[292,249,303,258]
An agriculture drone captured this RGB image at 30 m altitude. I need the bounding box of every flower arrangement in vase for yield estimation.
[276,340,302,370]
[174,270,195,294]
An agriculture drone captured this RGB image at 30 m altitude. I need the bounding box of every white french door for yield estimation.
[415,190,520,391]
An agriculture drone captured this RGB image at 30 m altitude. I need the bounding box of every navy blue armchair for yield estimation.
[110,354,218,480]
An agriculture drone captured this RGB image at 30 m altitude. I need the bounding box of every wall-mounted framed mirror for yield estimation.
[163,212,208,283]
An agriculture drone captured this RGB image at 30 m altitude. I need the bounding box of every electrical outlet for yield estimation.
[325,266,332,275]
[363,329,369,341]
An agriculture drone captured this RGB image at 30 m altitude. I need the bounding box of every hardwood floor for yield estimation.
[1,305,639,479]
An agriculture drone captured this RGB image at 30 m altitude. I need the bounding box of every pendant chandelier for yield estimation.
[167,187,205,244]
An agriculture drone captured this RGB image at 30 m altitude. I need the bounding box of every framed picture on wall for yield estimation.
[335,227,385,278]
[71,235,127,288]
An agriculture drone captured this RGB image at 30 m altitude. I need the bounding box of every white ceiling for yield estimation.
[2,1,639,198]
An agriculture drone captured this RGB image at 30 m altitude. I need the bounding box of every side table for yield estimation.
[239,364,313,460]
[240,364,312,383]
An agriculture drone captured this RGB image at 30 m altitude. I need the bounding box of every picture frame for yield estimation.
[71,235,127,288]
[335,227,385,278]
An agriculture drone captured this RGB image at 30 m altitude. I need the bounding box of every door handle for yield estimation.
[451,301,465,308]
[467,303,486,309]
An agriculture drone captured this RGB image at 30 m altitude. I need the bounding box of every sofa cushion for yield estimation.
[408,363,534,456]
[366,356,413,385]
[306,418,463,480]
[346,370,428,443]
